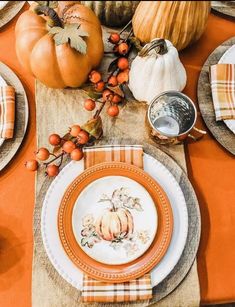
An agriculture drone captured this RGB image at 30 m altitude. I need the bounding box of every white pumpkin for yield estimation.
[129,39,187,104]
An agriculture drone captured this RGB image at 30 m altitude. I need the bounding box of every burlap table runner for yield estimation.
[32,79,200,306]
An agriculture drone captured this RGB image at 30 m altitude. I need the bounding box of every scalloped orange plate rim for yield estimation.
[58,162,173,283]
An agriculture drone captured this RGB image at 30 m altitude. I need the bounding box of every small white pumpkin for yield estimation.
[129,39,187,104]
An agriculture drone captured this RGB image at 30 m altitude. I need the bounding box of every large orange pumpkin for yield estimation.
[15,2,104,88]
[132,1,210,51]
[95,208,134,241]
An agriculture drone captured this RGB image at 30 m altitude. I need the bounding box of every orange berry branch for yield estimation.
[25,22,136,177]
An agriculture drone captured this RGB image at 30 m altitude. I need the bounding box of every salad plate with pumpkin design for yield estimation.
[58,162,173,283]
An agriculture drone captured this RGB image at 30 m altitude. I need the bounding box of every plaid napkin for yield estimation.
[210,64,235,121]
[82,145,153,303]
[0,86,15,139]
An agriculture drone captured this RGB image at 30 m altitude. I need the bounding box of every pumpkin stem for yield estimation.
[139,39,168,57]
[34,5,63,28]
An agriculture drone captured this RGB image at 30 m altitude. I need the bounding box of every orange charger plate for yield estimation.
[58,162,173,283]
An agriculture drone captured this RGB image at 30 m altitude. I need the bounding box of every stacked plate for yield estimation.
[41,150,189,290]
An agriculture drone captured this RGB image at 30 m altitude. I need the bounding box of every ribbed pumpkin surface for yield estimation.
[81,1,140,27]
[132,1,211,50]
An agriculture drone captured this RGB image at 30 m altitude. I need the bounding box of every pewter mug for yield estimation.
[147,91,206,144]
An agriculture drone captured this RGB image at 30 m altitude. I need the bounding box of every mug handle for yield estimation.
[188,127,207,141]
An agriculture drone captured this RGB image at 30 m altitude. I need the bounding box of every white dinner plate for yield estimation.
[0,75,7,147]
[219,44,235,134]
[41,152,188,289]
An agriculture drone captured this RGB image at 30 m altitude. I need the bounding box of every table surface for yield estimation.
[0,4,234,306]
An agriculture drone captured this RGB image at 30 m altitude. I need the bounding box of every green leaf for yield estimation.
[88,91,102,100]
[82,117,103,140]
[48,26,62,35]
[49,24,89,54]
[107,85,125,98]
[70,35,87,54]
[80,83,103,100]
[35,1,58,8]
[108,58,118,73]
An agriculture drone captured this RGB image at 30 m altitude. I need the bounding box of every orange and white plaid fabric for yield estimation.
[82,274,152,303]
[0,86,15,139]
[210,64,235,121]
[82,145,152,303]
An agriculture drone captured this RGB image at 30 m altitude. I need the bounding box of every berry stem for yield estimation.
[123,28,134,43]
[119,20,132,35]
[94,96,112,119]
[58,153,64,168]
[94,101,106,119]
[49,153,57,158]
[44,152,64,166]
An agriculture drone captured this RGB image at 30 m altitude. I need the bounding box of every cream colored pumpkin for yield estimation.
[95,208,134,241]
[132,1,211,51]
[129,39,187,104]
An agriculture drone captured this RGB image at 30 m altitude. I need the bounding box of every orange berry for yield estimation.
[108,75,118,87]
[118,42,129,55]
[84,99,96,111]
[77,130,89,145]
[89,70,102,83]
[62,140,76,153]
[49,134,61,146]
[70,125,81,137]
[117,70,129,84]
[102,89,114,101]
[70,148,83,161]
[107,105,119,117]
[46,164,59,177]
[25,159,38,171]
[109,33,120,44]
[117,57,129,70]
[95,80,105,92]
[112,94,122,104]
[36,147,50,161]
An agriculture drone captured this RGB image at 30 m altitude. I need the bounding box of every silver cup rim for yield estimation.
[147,90,197,138]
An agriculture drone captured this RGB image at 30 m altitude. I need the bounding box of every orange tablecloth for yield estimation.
[0,5,235,306]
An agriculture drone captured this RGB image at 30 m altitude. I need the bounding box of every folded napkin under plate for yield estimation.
[0,85,15,139]
[210,64,235,121]
[81,145,152,303]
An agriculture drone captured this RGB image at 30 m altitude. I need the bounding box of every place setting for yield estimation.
[38,142,199,304]
[0,62,29,171]
[198,36,235,155]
